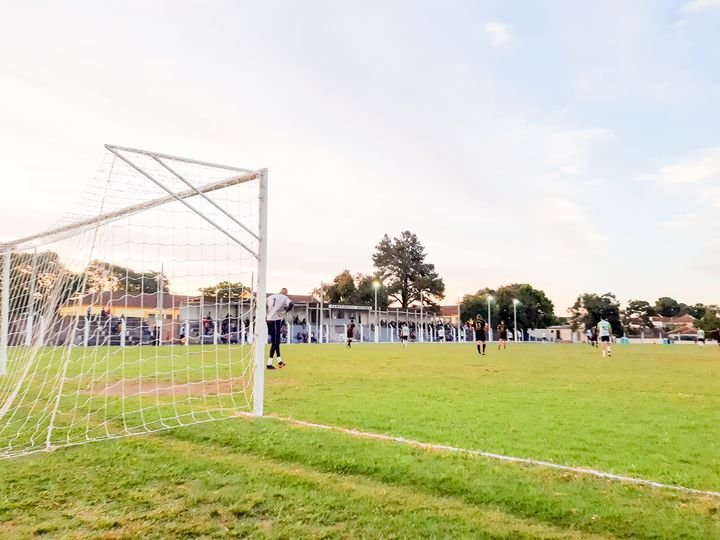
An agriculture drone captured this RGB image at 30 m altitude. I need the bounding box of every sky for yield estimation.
[0,0,719,314]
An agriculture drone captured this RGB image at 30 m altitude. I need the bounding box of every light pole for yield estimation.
[319,281,324,343]
[419,290,424,342]
[513,299,519,343]
[373,281,380,342]
[487,295,493,342]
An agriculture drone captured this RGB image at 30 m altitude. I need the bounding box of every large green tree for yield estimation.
[695,307,720,333]
[372,231,445,310]
[199,281,250,301]
[0,250,83,316]
[622,300,656,334]
[686,303,707,320]
[654,297,684,318]
[459,290,495,325]
[320,270,390,309]
[84,260,169,294]
[569,293,622,335]
[324,270,358,304]
[460,284,555,330]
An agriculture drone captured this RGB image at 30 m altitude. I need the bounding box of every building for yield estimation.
[650,314,697,330]
[60,291,183,322]
[439,305,461,325]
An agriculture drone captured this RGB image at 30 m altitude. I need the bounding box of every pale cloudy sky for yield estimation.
[1,0,719,314]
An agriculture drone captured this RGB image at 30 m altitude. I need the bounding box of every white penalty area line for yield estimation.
[238,413,720,499]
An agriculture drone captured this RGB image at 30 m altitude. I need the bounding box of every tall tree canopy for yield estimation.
[460,284,555,329]
[318,270,390,309]
[686,303,707,320]
[199,281,250,301]
[696,308,720,333]
[569,292,622,335]
[654,297,684,318]
[84,260,170,294]
[0,250,83,315]
[622,299,656,333]
[372,231,444,310]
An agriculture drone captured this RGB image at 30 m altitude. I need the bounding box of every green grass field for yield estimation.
[1,343,719,538]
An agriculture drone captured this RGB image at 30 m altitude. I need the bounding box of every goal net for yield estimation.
[0,145,268,459]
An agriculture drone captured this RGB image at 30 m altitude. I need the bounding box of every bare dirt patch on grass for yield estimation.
[92,377,249,397]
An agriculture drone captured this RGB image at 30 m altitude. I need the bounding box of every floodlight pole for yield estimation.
[0,245,14,375]
[513,299,519,343]
[319,282,324,344]
[253,169,269,416]
[373,281,380,343]
[419,291,424,343]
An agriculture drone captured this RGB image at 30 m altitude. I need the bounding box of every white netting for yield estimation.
[0,146,266,459]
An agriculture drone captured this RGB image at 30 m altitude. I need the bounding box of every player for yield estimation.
[585,328,592,345]
[266,288,293,369]
[497,322,507,350]
[697,327,705,346]
[346,320,356,348]
[473,315,488,355]
[596,316,613,357]
[400,323,410,347]
[590,326,598,347]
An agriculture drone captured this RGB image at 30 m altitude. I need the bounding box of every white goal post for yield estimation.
[0,145,268,459]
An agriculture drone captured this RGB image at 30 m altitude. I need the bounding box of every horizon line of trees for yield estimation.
[3,242,717,334]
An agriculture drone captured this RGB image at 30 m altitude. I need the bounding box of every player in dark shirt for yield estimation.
[497,322,508,350]
[473,316,488,355]
[346,321,356,348]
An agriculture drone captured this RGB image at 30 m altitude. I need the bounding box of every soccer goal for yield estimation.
[0,145,268,459]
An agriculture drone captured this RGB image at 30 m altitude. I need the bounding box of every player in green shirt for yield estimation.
[596,316,613,357]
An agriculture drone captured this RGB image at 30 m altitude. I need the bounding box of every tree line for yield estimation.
[3,232,718,334]
[315,230,446,311]
[318,231,719,334]
[574,294,720,334]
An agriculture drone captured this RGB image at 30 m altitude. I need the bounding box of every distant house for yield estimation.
[650,314,697,330]
[531,325,579,342]
[667,324,698,338]
[439,305,460,325]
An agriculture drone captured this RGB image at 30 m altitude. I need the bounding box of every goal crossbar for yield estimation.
[3,168,262,254]
[105,144,256,174]
[105,146,262,259]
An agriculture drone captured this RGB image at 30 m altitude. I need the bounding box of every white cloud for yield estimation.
[683,0,720,12]
[641,147,720,186]
[483,21,511,47]
[658,213,701,231]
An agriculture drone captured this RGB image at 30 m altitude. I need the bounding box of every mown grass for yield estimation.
[266,343,720,491]
[0,342,719,538]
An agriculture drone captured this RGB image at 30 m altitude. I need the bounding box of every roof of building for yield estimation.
[669,324,698,335]
[439,305,459,316]
[72,292,186,310]
[651,314,696,323]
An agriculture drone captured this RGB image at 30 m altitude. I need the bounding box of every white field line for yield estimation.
[239,413,720,499]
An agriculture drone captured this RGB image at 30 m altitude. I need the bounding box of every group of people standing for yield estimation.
[469,317,510,356]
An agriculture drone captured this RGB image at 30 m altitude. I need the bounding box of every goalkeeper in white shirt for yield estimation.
[266,288,293,369]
